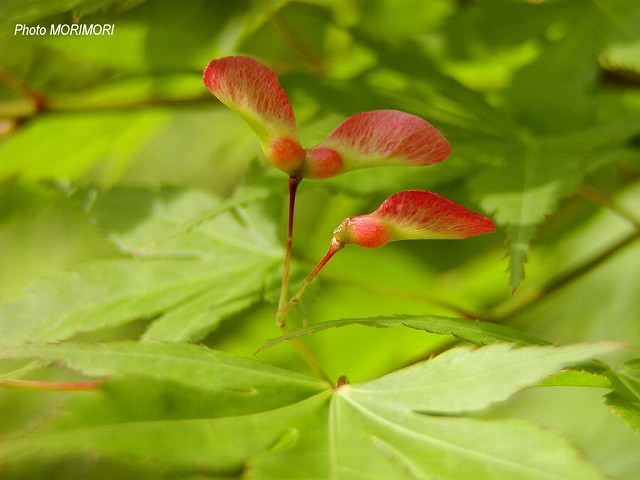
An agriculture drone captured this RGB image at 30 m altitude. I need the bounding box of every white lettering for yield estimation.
[15,23,116,36]
[14,24,46,35]
[48,23,115,36]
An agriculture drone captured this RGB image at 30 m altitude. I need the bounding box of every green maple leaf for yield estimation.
[0,186,281,344]
[0,341,621,479]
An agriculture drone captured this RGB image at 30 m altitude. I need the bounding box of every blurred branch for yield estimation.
[483,228,640,322]
[0,68,47,119]
[0,68,46,109]
[270,10,325,74]
[399,224,640,368]
[317,266,480,320]
[484,185,640,321]
[0,378,101,391]
[0,94,216,119]
[0,69,221,120]
[601,66,640,89]
[578,184,640,229]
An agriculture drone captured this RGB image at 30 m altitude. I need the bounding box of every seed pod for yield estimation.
[333,190,495,248]
[203,56,305,175]
[304,110,450,179]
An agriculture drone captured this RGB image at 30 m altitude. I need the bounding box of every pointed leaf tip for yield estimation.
[203,56,304,173]
[333,190,495,247]
[304,110,451,178]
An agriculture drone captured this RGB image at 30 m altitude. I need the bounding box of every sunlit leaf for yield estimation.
[606,393,640,435]
[470,149,582,291]
[609,358,640,402]
[0,112,169,184]
[343,342,620,414]
[1,1,640,478]
[540,369,611,388]
[606,358,640,434]
[329,400,605,480]
[0,342,618,479]
[0,342,325,395]
[505,184,640,345]
[0,186,282,344]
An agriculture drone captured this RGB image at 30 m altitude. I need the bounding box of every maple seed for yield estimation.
[333,216,390,248]
[279,190,495,320]
[335,190,495,248]
[203,56,463,331]
[305,110,451,177]
[267,137,306,174]
[203,56,305,175]
[370,190,496,241]
[303,147,344,179]
[204,57,451,179]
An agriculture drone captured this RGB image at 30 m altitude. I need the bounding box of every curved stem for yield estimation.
[271,177,333,385]
[277,238,344,327]
[276,176,302,320]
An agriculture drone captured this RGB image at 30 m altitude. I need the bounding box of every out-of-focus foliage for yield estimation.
[1,1,639,479]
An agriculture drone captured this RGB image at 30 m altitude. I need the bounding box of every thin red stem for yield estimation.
[277,176,301,319]
[277,238,344,326]
[272,176,334,385]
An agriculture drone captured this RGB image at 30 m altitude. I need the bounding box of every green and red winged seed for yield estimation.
[203,56,451,179]
[205,56,496,323]
[203,56,304,174]
[306,110,451,177]
[333,191,495,248]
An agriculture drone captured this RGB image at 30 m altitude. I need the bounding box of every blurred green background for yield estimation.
[1,0,640,478]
